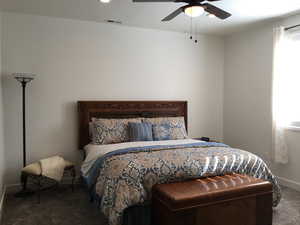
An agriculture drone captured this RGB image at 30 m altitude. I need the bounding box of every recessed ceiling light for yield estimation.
[99,0,111,3]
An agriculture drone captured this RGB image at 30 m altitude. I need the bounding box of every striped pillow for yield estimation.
[128,122,153,142]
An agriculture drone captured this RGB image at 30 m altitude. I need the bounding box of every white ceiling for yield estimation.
[1,0,300,35]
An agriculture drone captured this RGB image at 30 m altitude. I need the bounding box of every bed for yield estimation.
[78,101,281,225]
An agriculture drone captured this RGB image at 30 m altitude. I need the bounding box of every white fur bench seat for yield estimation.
[21,159,76,203]
[22,160,74,176]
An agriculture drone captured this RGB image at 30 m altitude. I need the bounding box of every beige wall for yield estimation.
[224,15,300,189]
[224,24,274,158]
[1,13,224,185]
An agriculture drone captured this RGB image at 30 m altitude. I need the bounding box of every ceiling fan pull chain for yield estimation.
[195,21,198,44]
[190,16,193,40]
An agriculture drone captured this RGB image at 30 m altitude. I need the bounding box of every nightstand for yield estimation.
[194,137,219,142]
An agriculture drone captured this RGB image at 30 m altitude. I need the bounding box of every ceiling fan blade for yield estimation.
[133,0,173,2]
[132,0,204,3]
[162,6,184,21]
[203,3,231,19]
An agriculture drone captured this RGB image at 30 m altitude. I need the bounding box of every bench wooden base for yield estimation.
[152,174,273,225]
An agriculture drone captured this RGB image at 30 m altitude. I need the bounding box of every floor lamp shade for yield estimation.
[13,73,36,168]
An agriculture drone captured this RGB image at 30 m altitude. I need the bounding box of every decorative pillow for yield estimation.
[91,118,142,145]
[128,122,153,142]
[152,124,171,141]
[143,117,188,140]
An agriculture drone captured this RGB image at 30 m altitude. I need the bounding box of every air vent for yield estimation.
[105,20,122,24]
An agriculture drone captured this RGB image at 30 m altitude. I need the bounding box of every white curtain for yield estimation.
[272,26,289,164]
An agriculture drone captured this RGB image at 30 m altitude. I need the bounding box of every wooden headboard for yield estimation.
[78,101,188,149]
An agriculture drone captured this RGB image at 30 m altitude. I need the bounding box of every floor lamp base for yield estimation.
[14,188,35,198]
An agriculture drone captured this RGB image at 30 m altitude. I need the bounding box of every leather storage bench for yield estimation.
[152,173,273,225]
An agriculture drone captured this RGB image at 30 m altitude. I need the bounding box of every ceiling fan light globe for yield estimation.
[208,13,216,18]
[99,0,111,3]
[184,6,205,18]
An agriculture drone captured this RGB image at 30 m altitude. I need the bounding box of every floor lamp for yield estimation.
[13,73,36,197]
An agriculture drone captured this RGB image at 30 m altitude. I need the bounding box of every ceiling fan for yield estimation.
[132,0,231,21]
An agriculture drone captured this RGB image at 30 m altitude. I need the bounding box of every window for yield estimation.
[274,28,300,129]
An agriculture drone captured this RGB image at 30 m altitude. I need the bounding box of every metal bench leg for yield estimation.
[71,167,76,192]
[37,177,41,204]
[21,172,28,190]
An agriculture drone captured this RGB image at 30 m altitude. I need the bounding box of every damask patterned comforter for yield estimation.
[81,139,281,225]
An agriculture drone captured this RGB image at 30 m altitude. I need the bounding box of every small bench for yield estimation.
[152,173,273,225]
[21,160,76,203]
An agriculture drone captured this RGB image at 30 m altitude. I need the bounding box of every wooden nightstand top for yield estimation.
[193,137,219,143]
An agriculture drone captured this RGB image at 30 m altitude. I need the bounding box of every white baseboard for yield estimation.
[0,186,7,225]
[278,176,300,192]
[5,184,21,194]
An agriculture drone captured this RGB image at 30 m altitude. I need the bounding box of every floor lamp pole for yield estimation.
[22,81,27,167]
[13,73,36,197]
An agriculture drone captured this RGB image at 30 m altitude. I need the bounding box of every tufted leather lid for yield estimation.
[152,173,273,211]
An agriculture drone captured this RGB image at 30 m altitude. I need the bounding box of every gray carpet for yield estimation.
[273,186,300,225]
[2,185,300,225]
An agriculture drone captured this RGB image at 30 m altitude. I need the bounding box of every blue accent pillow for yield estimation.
[152,124,172,141]
[128,122,153,142]
[143,117,188,140]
